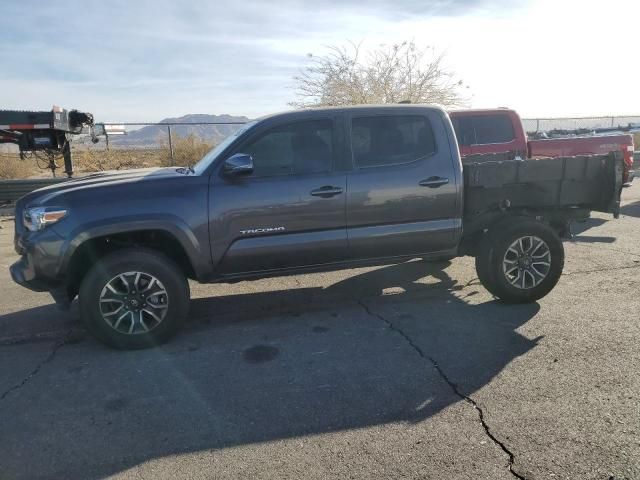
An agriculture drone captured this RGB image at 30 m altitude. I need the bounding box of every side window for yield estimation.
[242,119,333,177]
[452,117,476,146]
[472,115,515,144]
[351,115,436,168]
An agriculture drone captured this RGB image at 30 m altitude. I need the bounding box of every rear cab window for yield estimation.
[452,113,515,146]
[473,114,515,144]
[351,115,436,168]
[452,117,475,146]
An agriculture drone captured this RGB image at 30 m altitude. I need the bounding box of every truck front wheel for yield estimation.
[475,220,564,303]
[79,248,190,349]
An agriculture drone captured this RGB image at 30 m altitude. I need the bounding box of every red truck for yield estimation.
[449,108,635,183]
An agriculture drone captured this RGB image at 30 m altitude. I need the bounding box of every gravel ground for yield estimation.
[0,184,639,479]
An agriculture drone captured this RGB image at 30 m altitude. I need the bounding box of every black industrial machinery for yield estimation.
[0,106,94,177]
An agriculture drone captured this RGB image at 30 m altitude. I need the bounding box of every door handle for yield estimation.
[419,176,449,188]
[310,186,343,198]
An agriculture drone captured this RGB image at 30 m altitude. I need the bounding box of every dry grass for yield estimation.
[160,134,212,167]
[72,149,166,172]
[0,154,39,179]
[0,135,214,179]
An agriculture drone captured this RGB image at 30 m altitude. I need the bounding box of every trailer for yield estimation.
[0,106,94,177]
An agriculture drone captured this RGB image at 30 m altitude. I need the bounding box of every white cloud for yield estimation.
[1,0,637,121]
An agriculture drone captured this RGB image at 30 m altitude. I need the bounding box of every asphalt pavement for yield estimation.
[0,184,639,479]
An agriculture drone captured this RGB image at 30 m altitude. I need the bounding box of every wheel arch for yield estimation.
[461,208,584,257]
[62,221,207,298]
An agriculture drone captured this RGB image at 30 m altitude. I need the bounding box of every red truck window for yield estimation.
[452,117,475,146]
[452,114,515,146]
[474,115,515,144]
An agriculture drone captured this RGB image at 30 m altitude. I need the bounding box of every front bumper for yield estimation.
[10,255,50,292]
[11,225,70,307]
[11,256,72,309]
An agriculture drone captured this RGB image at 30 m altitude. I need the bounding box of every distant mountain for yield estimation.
[111,114,251,146]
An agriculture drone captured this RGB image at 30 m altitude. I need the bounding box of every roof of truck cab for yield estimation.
[256,104,447,122]
[448,108,517,116]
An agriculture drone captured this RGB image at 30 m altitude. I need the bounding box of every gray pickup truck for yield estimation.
[10,105,623,349]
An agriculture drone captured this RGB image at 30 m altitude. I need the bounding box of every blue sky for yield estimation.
[1,0,637,122]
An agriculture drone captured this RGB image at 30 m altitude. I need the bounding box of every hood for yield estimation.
[20,167,186,207]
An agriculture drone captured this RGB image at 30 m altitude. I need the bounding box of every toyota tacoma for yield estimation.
[10,105,624,349]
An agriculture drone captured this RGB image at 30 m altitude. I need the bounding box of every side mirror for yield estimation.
[223,153,254,176]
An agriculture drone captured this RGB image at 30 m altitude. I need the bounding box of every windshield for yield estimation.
[192,121,257,175]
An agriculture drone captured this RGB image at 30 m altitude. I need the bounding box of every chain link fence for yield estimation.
[0,121,247,178]
[522,116,640,134]
[69,121,248,172]
[69,123,184,175]
[2,115,640,180]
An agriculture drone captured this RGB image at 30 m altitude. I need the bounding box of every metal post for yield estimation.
[62,139,73,178]
[611,116,615,127]
[167,125,174,165]
[105,133,110,151]
[49,156,57,178]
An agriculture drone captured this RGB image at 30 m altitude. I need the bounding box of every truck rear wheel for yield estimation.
[475,219,564,303]
[79,248,190,349]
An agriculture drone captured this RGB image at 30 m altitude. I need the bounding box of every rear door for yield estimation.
[209,116,348,274]
[345,109,461,260]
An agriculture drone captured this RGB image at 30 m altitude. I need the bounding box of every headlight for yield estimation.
[23,207,68,232]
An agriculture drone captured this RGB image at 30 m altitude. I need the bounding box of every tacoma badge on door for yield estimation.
[240,226,286,235]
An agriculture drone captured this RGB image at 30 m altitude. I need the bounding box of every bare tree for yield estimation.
[290,41,468,108]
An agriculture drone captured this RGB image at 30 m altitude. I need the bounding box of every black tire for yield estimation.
[79,248,190,349]
[475,219,564,303]
[474,235,500,298]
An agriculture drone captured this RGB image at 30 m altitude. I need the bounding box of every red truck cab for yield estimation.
[449,108,635,183]
[449,108,528,158]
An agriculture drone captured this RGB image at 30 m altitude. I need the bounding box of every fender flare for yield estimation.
[58,214,211,280]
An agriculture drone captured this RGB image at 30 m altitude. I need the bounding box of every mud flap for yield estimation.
[596,151,624,218]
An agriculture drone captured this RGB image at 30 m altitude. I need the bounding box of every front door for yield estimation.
[209,117,348,275]
[345,109,461,260]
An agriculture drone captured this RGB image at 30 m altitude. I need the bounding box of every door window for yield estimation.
[242,119,333,177]
[351,115,436,168]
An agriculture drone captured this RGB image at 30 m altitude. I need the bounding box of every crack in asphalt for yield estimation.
[570,241,640,259]
[563,263,640,276]
[0,330,76,401]
[357,299,526,480]
[0,327,85,347]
